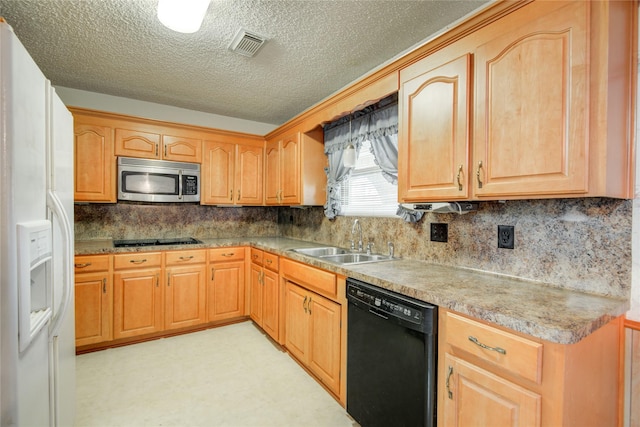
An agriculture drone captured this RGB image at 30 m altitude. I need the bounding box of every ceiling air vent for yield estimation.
[228,28,267,57]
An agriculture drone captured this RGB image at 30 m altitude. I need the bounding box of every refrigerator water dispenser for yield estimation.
[17,220,53,352]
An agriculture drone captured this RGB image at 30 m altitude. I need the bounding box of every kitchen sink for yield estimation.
[289,246,395,265]
[290,247,349,256]
[320,253,393,265]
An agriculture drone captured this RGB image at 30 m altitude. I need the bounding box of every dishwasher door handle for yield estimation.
[368,308,389,320]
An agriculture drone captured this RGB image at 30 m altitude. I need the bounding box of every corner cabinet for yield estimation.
[201,137,264,206]
[249,249,280,341]
[438,309,621,426]
[281,258,345,403]
[399,0,636,202]
[265,128,327,206]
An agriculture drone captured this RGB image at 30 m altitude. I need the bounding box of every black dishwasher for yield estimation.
[346,277,437,427]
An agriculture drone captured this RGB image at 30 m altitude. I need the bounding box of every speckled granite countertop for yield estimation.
[75,236,628,345]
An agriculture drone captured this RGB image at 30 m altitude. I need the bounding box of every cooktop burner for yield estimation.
[113,237,202,248]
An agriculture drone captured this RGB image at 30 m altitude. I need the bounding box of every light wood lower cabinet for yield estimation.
[113,252,163,339]
[281,258,344,401]
[439,309,621,426]
[249,249,280,341]
[164,250,207,330]
[74,255,113,346]
[284,281,341,396]
[207,247,246,322]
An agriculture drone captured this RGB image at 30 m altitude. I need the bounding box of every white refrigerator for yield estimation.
[0,20,76,426]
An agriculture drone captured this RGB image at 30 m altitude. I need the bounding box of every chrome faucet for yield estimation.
[388,241,395,258]
[351,219,363,252]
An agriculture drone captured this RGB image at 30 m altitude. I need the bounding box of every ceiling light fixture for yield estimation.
[157,0,211,34]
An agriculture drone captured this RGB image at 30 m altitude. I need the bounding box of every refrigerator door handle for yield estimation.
[47,190,73,339]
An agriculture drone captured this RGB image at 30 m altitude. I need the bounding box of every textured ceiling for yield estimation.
[0,0,488,125]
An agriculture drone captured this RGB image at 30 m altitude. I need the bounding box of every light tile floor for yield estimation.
[75,321,356,427]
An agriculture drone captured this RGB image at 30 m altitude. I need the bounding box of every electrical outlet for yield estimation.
[430,223,448,243]
[498,225,515,249]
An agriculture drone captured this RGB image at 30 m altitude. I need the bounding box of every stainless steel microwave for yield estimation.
[117,157,200,203]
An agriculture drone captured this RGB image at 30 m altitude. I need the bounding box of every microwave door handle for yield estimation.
[178,170,183,200]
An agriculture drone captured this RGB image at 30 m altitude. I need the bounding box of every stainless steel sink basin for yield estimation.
[290,246,395,265]
[291,247,349,256]
[320,253,393,265]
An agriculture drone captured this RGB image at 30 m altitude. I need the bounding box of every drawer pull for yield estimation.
[75,262,92,268]
[266,259,272,264]
[178,255,194,261]
[222,253,235,257]
[446,365,453,399]
[468,336,507,355]
[129,259,147,264]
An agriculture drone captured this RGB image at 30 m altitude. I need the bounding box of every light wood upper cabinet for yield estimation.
[202,139,264,205]
[472,1,588,198]
[399,54,471,202]
[115,129,201,163]
[73,121,116,202]
[398,0,635,201]
[265,128,326,206]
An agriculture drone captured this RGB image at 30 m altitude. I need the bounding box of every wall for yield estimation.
[279,198,632,299]
[55,87,277,136]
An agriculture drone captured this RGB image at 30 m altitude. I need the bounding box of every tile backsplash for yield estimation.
[76,197,632,299]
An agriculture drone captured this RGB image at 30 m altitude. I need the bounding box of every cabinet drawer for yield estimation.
[74,255,110,273]
[263,252,279,272]
[281,258,336,299]
[114,252,162,270]
[209,247,245,262]
[446,312,543,384]
[250,248,263,265]
[165,249,206,265]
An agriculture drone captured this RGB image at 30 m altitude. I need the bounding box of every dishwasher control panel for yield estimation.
[347,282,424,325]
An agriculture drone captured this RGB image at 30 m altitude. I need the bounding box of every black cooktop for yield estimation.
[113,237,202,248]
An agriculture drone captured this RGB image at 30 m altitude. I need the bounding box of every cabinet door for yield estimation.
[280,132,301,205]
[264,139,281,205]
[74,272,112,346]
[473,2,588,198]
[114,128,161,159]
[236,144,264,205]
[207,260,245,322]
[162,135,201,163]
[113,268,163,339]
[165,265,207,330]
[74,123,115,202]
[249,262,263,324]
[262,268,280,341]
[308,293,341,395]
[284,282,309,363]
[399,54,471,201]
[202,140,235,204]
[442,354,541,427]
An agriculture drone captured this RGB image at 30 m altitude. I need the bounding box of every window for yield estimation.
[339,140,398,217]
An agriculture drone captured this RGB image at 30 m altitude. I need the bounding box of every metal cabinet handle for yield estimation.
[457,164,463,191]
[129,259,147,264]
[211,267,215,281]
[75,262,92,268]
[308,297,312,315]
[468,336,506,355]
[229,189,233,201]
[303,296,308,313]
[156,274,159,287]
[476,161,484,189]
[265,259,272,265]
[237,190,240,201]
[167,273,170,287]
[221,253,235,257]
[155,143,159,157]
[446,366,454,399]
[102,278,106,294]
[178,255,194,261]
[164,144,167,157]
